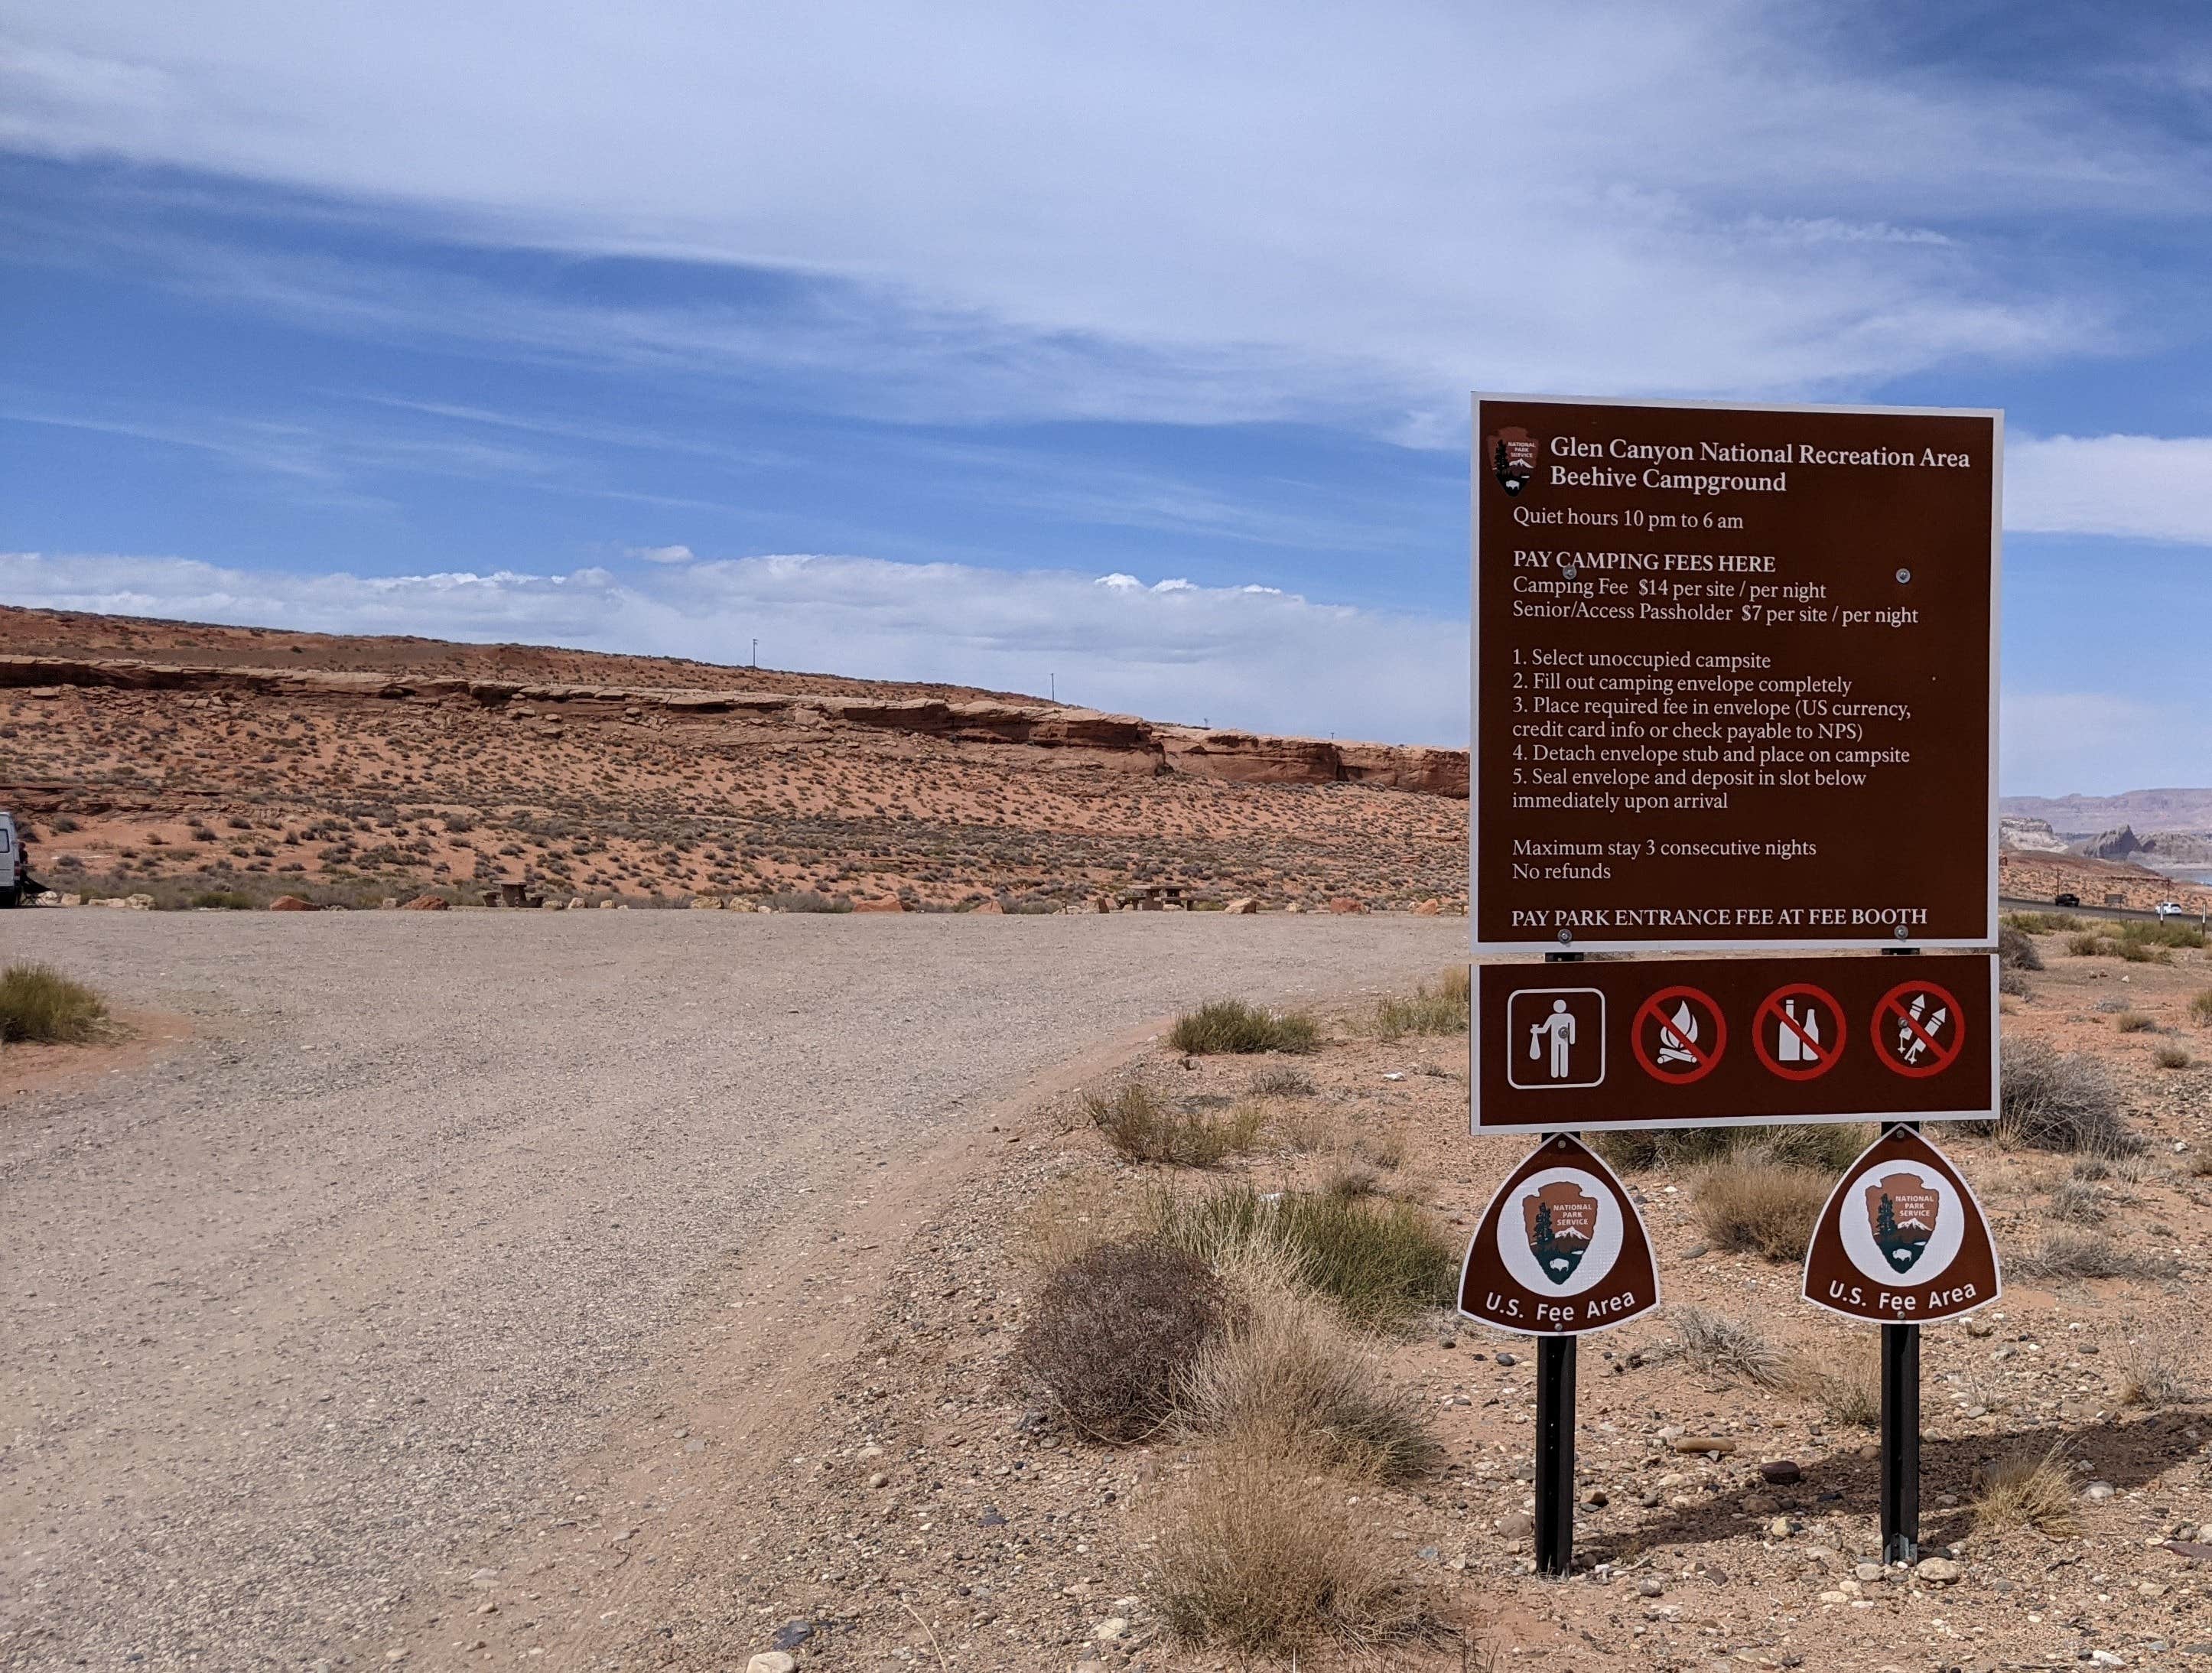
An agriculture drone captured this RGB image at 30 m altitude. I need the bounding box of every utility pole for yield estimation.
[751,638,758,669]
[1049,672,1056,701]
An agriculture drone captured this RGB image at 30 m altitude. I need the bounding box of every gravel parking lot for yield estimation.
[0,910,1462,1669]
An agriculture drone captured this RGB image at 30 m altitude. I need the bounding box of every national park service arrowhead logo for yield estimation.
[1803,1125,2000,1323]
[1459,1134,1659,1336]
[1489,426,1538,496]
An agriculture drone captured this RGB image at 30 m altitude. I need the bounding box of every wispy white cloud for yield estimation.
[0,550,1469,745]
[3,3,2189,428]
[625,544,695,565]
[2005,433,2212,544]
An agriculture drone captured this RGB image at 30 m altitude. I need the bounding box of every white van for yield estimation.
[0,812,22,907]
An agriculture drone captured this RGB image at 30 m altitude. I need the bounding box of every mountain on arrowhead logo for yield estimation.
[1522,1180,1599,1286]
[1865,1171,1941,1274]
[1489,427,1538,496]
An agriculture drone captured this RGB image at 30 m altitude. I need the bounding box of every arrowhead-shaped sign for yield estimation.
[1458,1133,1661,1336]
[1802,1124,2000,1323]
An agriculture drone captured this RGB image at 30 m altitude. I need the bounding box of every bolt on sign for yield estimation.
[1471,394,2000,952]
[1472,954,1996,1134]
[1803,1125,2000,1323]
[1457,1134,1661,1336]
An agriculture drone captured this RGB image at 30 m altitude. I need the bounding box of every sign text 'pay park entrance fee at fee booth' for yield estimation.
[1472,394,1999,952]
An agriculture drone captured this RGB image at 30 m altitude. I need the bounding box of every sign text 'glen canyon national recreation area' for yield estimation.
[1472,395,2000,952]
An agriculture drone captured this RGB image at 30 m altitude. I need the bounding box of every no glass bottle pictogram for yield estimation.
[1754,982,1845,1082]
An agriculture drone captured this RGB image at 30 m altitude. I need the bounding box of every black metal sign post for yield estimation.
[1534,946,1582,1578]
[1880,944,1921,1565]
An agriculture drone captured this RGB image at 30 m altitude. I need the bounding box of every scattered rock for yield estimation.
[268,895,314,912]
[1326,897,1366,913]
[1497,1511,1534,1540]
[1495,1352,1518,1368]
[1914,1556,1963,1586]
[1761,1459,1803,1486]
[769,1619,814,1652]
[400,894,450,910]
[1223,897,1257,914]
[2084,1480,2117,1502]
[853,895,906,913]
[746,1655,798,1673]
[1671,1435,1739,1455]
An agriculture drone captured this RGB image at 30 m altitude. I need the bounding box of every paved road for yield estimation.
[0,910,1462,1669]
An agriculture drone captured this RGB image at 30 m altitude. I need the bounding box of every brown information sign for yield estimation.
[1473,394,1999,952]
[1803,1125,2000,1323]
[1457,1133,1661,1336]
[1473,953,1996,1134]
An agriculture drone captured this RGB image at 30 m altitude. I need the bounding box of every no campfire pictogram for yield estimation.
[1872,980,1965,1079]
[1631,985,1726,1084]
[1754,981,1845,1082]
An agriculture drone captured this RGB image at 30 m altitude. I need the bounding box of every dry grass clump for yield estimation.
[2012,1229,2127,1281]
[1656,1306,1791,1390]
[1370,968,1470,1040]
[1155,1432,1424,1657]
[2119,1341,2194,1408]
[1593,1123,1867,1174]
[1792,1348,1882,1428]
[0,963,111,1044]
[2191,988,2212,1025]
[1999,1039,2136,1155]
[1971,1444,2078,1538]
[2044,1179,2105,1225]
[1085,1083,1263,1167]
[1693,1158,1830,1262]
[2112,1009,2157,1033]
[2002,911,2082,935]
[1151,1183,1457,1327]
[1182,1255,1437,1482]
[1248,1064,1317,1098]
[1168,999,1319,1056]
[2154,1042,2193,1070]
[1013,1237,1226,1440]
[1012,1173,1147,1274]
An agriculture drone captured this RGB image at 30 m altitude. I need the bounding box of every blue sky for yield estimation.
[4,2,2211,792]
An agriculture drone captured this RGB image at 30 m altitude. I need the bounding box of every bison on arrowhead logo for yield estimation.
[1489,427,1538,496]
[1522,1180,1599,1286]
[1866,1171,1941,1274]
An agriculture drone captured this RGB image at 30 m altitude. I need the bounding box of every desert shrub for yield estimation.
[1655,1306,1791,1390]
[2119,918,2206,951]
[1693,1159,1829,1261]
[50,813,81,834]
[1182,1264,1437,1481]
[1592,1123,1868,1174]
[2190,988,2212,1025]
[2113,1010,2157,1033]
[1248,1064,1317,1099]
[190,889,257,910]
[1013,1237,1226,1441]
[2044,1180,2104,1225]
[1791,1348,1882,1428]
[1371,968,1471,1039]
[1999,1039,2135,1154]
[1168,999,1318,1056]
[1156,1433,1423,1656]
[2155,1042,2194,1070]
[1998,925,2044,972]
[2066,932,2107,958]
[2012,1229,2126,1281]
[1152,1184,1456,1327]
[2002,911,2081,934]
[1999,964,2031,998]
[0,963,111,1044]
[1085,1084,1263,1167]
[1972,1444,2077,1537]
[761,890,853,913]
[2119,1342,2194,1407]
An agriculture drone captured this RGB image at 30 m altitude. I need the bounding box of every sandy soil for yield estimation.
[0,910,1462,1671]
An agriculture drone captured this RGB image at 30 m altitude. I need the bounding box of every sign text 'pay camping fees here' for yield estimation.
[1472,395,1999,952]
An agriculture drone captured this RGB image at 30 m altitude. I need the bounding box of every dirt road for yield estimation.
[0,910,1461,1669]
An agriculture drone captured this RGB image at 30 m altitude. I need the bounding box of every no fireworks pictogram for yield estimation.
[1873,980,1965,1079]
[1754,981,1845,1082]
[1631,985,1726,1084]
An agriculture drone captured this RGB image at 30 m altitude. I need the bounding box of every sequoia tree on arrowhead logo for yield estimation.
[1524,1180,1598,1286]
[1865,1170,1940,1274]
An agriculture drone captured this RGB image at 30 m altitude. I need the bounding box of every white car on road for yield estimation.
[2155,900,2188,919]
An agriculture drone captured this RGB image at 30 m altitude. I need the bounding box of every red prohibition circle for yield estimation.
[1752,982,1846,1082]
[1872,979,1965,1079]
[1631,985,1726,1084]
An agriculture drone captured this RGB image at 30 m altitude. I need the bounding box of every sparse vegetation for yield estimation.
[1167,999,1319,1056]
[1085,1082,1264,1167]
[1247,1064,1316,1099]
[1656,1306,1791,1390]
[760,889,853,913]
[1999,924,2044,971]
[2190,988,2212,1026]
[2012,1229,2126,1281]
[1369,968,1470,1039]
[1971,1444,2078,1538]
[2045,1179,2105,1225]
[1013,1237,1226,1441]
[1999,1038,2136,1154]
[0,963,112,1045]
[1156,1431,1424,1657]
[1151,1183,1457,1327]
[2002,911,2081,934]
[2154,1042,2193,1070]
[1593,1122,1868,1174]
[2112,1009,2157,1033]
[1794,1349,1882,1429]
[2119,1341,2194,1408]
[1693,1157,1830,1261]
[1182,1255,1437,1481]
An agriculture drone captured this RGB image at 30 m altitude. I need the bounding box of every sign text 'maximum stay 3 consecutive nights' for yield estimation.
[1472,393,1999,953]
